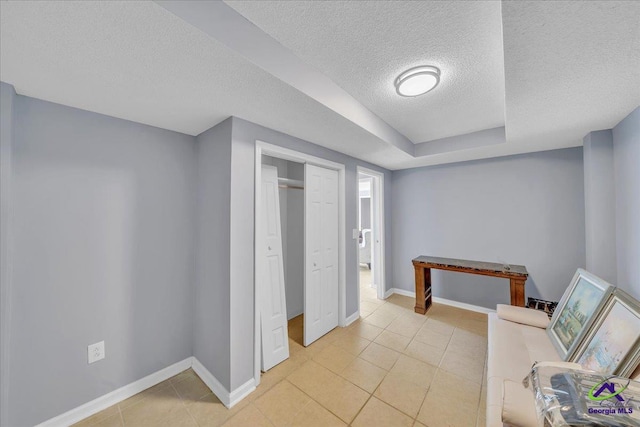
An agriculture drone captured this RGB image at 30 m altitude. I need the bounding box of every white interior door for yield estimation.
[260,165,289,371]
[304,164,339,346]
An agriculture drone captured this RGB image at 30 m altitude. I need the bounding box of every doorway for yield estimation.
[357,167,385,316]
[254,141,346,385]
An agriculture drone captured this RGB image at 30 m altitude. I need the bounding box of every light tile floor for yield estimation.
[74,271,488,427]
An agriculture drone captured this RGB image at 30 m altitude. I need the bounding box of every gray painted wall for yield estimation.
[8,95,197,426]
[391,148,586,309]
[229,117,393,390]
[194,119,233,390]
[0,82,16,427]
[612,107,640,299]
[583,130,617,283]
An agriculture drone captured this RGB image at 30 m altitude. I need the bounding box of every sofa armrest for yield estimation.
[497,304,550,329]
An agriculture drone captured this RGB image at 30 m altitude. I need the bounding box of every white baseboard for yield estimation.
[344,310,360,326]
[36,356,257,426]
[386,287,415,298]
[229,378,256,407]
[383,288,495,315]
[191,357,255,409]
[35,357,193,427]
[432,297,495,314]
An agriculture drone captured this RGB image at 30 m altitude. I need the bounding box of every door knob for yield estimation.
[313,262,317,267]
[268,246,272,251]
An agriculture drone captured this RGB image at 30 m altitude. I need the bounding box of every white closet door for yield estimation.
[260,165,289,371]
[304,164,339,346]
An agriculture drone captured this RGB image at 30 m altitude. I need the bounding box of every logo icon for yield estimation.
[588,379,628,402]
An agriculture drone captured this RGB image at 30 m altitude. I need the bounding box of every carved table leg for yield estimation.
[510,278,526,307]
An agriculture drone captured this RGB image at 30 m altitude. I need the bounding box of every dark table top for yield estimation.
[412,255,528,276]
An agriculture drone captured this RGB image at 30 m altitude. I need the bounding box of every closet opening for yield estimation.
[254,141,347,383]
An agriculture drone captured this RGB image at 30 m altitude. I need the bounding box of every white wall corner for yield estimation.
[344,310,360,326]
[191,357,255,409]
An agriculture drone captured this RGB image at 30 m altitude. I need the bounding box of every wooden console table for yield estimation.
[412,256,529,314]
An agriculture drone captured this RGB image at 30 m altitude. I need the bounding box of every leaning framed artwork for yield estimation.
[571,289,640,377]
[547,269,614,360]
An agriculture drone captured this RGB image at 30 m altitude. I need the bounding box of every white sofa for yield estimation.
[486,304,640,427]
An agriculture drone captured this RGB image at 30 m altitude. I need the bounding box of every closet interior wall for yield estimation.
[262,156,304,320]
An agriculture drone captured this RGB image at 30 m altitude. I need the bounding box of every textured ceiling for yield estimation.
[225,0,506,145]
[0,1,409,168]
[1,1,638,170]
[502,1,640,149]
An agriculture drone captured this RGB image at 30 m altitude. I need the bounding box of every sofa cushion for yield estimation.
[502,380,539,427]
[497,304,550,329]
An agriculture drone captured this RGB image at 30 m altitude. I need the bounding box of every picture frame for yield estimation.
[571,289,640,377]
[547,269,614,360]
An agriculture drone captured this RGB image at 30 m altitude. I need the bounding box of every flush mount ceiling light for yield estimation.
[394,65,441,97]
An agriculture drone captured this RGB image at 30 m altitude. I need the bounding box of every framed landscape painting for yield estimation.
[547,269,614,360]
[571,289,640,377]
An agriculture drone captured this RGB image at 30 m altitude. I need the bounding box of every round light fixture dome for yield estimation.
[395,65,440,97]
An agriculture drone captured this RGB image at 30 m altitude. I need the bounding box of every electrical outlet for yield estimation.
[88,341,105,364]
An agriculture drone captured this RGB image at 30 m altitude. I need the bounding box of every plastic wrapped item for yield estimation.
[523,364,640,426]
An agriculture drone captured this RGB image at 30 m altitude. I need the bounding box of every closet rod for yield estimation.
[278,184,304,190]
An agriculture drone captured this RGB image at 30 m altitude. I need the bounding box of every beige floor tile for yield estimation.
[118,381,175,410]
[340,357,387,393]
[287,360,340,398]
[376,302,409,317]
[455,318,488,337]
[363,310,398,329]
[169,369,199,385]
[439,347,485,385]
[413,326,452,350]
[121,393,196,427]
[360,342,401,370]
[361,301,380,313]
[249,369,286,401]
[385,316,423,339]
[422,318,455,337]
[186,393,248,427]
[290,401,346,427]
[385,294,416,309]
[254,380,311,427]
[318,379,370,423]
[448,328,487,353]
[374,330,412,351]
[404,340,445,367]
[221,404,274,427]
[313,344,357,374]
[430,369,482,406]
[288,361,369,423]
[374,372,428,418]
[72,405,120,427]
[389,355,437,389]
[348,321,384,341]
[414,421,427,427]
[351,397,413,427]
[172,375,212,404]
[417,390,478,427]
[332,332,371,356]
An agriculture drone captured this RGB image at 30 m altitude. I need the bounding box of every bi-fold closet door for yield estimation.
[259,162,339,371]
[304,164,339,346]
[260,165,290,371]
